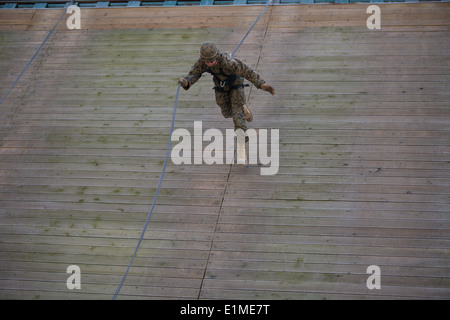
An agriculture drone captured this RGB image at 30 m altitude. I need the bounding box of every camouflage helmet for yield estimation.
[200,42,219,62]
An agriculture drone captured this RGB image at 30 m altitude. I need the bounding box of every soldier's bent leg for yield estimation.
[230,86,248,131]
[215,90,232,119]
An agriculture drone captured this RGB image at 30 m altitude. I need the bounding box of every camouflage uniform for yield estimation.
[182,44,266,131]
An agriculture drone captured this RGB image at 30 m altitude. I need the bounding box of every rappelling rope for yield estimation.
[112,0,273,300]
[231,0,273,59]
[112,83,181,300]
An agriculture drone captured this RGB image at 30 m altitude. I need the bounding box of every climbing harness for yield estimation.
[213,83,250,93]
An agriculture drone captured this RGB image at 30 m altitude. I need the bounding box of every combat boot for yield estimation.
[243,104,253,122]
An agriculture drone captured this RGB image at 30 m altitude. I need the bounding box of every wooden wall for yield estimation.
[0,3,449,299]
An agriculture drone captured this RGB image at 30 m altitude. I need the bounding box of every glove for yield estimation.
[179,77,189,89]
[260,83,275,95]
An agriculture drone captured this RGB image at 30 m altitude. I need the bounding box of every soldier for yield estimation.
[179,42,275,132]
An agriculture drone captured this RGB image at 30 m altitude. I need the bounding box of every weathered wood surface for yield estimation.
[0,3,449,299]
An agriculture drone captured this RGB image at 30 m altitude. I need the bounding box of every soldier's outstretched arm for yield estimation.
[180,59,204,90]
[225,56,274,95]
